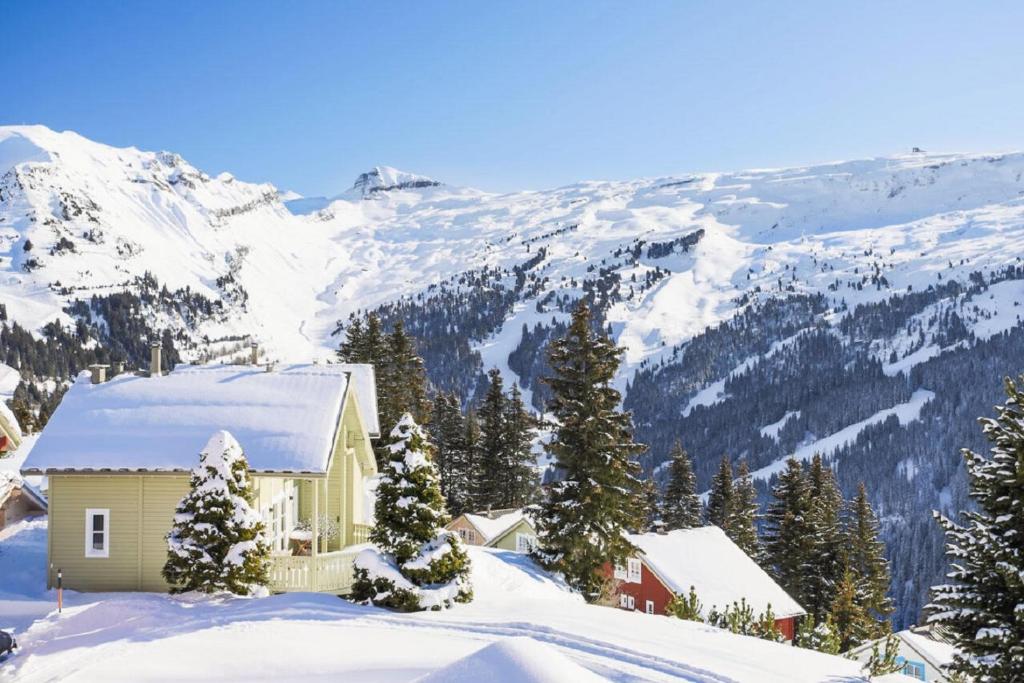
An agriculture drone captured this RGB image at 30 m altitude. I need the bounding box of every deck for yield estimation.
[267,523,372,594]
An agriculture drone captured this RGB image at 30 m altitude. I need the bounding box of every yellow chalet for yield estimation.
[21,351,379,595]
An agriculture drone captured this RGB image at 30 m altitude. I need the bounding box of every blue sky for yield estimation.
[4,1,1023,195]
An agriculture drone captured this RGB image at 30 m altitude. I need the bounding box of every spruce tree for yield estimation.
[639,477,662,532]
[461,408,482,511]
[929,376,1024,682]
[805,454,845,621]
[795,615,842,654]
[351,414,472,611]
[429,391,465,513]
[763,457,815,607]
[728,459,761,560]
[844,482,893,636]
[533,302,646,599]
[475,368,506,509]
[502,383,538,508]
[829,566,873,651]
[163,431,270,595]
[705,456,734,531]
[662,440,701,530]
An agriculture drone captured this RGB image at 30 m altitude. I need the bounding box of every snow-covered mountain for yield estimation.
[3,124,1024,626]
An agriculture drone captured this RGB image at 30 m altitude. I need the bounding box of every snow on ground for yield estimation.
[749,389,935,482]
[0,523,897,683]
[759,411,799,440]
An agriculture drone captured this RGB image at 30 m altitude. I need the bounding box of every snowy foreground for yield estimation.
[1,522,909,682]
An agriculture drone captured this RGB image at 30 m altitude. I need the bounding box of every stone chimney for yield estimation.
[250,341,259,366]
[150,342,162,377]
[88,364,109,384]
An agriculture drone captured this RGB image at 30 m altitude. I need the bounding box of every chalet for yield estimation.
[0,400,23,455]
[446,508,537,553]
[21,346,380,594]
[0,472,47,529]
[846,625,958,682]
[609,526,806,641]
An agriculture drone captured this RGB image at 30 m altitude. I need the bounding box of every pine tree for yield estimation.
[163,431,270,595]
[763,457,815,607]
[805,454,845,621]
[351,414,472,611]
[705,456,734,530]
[461,409,482,511]
[662,441,701,530]
[728,459,760,559]
[929,376,1024,682]
[533,302,646,599]
[829,566,873,651]
[429,391,465,513]
[667,585,703,622]
[381,321,430,425]
[844,482,893,636]
[502,383,538,508]
[639,477,662,532]
[475,368,506,509]
[795,615,842,654]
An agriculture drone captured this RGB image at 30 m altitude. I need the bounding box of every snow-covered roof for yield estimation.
[0,471,46,510]
[627,526,805,619]
[463,509,529,543]
[22,363,378,475]
[0,399,23,444]
[899,629,957,669]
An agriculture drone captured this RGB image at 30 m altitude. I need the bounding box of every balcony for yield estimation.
[266,523,373,593]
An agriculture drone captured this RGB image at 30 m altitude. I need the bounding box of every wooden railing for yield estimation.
[352,523,372,545]
[267,547,362,594]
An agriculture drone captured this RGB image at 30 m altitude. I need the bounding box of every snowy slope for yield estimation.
[3,124,1023,374]
[0,523,902,682]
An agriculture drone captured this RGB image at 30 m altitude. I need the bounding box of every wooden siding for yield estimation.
[0,487,46,528]
[446,516,485,545]
[489,519,536,552]
[140,476,191,590]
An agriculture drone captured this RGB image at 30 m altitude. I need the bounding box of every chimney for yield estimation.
[88,364,109,384]
[112,360,125,376]
[250,341,259,366]
[150,342,162,377]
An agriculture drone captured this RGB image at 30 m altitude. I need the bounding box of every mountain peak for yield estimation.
[349,166,441,197]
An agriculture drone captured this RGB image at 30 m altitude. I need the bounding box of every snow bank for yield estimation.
[416,638,609,683]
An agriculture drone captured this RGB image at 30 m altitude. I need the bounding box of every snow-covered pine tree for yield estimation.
[705,456,734,530]
[728,459,760,560]
[533,302,646,599]
[667,585,703,622]
[475,368,506,509]
[462,408,482,510]
[929,376,1024,682]
[795,614,841,654]
[351,414,472,611]
[805,454,845,621]
[380,321,430,430]
[163,430,270,595]
[829,566,873,651]
[763,457,815,607]
[661,440,701,530]
[844,482,893,636]
[639,477,662,532]
[502,382,538,508]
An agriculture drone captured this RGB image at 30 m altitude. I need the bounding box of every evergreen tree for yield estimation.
[461,409,482,511]
[929,376,1024,682]
[805,454,845,621]
[475,368,506,509]
[533,302,646,599]
[639,477,662,532]
[763,458,815,607]
[829,566,873,651]
[429,391,465,513]
[661,441,701,530]
[351,414,472,611]
[667,585,703,622]
[502,383,538,508]
[844,482,893,636]
[795,615,842,654]
[705,456,734,530]
[163,431,270,595]
[728,459,760,559]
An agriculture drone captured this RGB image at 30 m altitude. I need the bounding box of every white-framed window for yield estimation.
[613,562,627,580]
[458,527,476,544]
[85,508,110,558]
[515,533,535,554]
[627,558,642,583]
[627,595,635,610]
[645,600,655,615]
[619,593,629,608]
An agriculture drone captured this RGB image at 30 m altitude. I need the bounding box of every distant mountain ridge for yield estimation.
[3,124,1024,627]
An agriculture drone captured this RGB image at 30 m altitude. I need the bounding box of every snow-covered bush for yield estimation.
[163,430,270,595]
[350,414,472,611]
[706,598,784,642]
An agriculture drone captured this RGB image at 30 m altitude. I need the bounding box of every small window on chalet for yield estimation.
[613,563,627,580]
[458,528,476,544]
[645,600,655,614]
[619,593,629,608]
[85,508,110,558]
[627,558,642,583]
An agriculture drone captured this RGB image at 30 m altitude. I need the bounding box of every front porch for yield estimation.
[267,524,371,593]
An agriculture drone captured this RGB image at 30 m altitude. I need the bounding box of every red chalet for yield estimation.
[607,526,806,641]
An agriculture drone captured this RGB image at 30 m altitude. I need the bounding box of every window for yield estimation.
[627,595,635,610]
[619,593,628,608]
[85,508,110,558]
[515,533,535,554]
[645,600,655,615]
[898,659,926,681]
[627,558,642,583]
[613,563,627,580]
[458,528,477,544]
